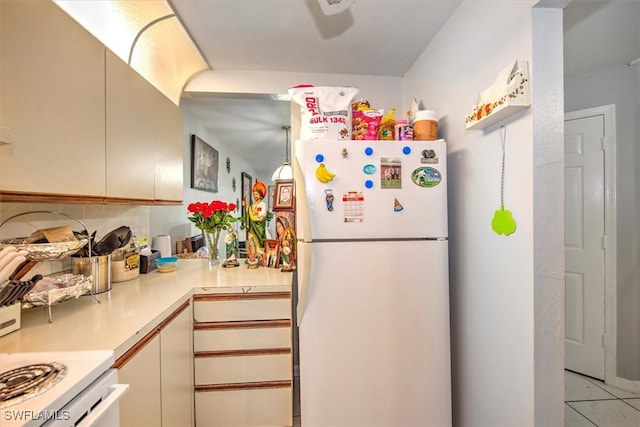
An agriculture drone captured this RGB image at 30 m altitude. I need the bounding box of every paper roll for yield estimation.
[152,235,172,258]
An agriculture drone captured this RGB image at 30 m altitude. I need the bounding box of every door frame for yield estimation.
[564,104,617,385]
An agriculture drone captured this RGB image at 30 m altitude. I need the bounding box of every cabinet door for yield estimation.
[160,302,194,427]
[0,0,105,196]
[153,101,183,202]
[105,51,156,200]
[117,333,162,427]
[105,50,183,202]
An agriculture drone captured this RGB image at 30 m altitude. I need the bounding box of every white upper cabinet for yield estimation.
[0,0,105,197]
[0,0,183,204]
[105,50,183,202]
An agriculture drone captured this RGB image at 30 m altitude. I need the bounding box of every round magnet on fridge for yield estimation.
[365,180,374,189]
[315,154,324,163]
[364,147,374,156]
[403,146,411,155]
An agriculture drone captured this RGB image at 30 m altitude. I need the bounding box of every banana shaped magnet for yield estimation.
[315,163,336,183]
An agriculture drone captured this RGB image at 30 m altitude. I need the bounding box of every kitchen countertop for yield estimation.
[0,259,293,359]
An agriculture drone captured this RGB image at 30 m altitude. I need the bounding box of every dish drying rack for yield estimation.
[0,210,99,322]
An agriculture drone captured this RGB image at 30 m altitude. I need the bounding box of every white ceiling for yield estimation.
[172,0,462,76]
[173,0,640,179]
[563,0,640,77]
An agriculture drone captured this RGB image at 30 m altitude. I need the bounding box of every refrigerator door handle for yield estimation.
[296,242,312,326]
[293,144,313,242]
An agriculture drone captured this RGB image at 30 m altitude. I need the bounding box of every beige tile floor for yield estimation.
[293,370,640,426]
[565,370,640,426]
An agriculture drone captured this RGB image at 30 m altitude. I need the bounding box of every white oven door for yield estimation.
[44,369,129,427]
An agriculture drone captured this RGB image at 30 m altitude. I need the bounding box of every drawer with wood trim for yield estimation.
[193,291,293,427]
[195,386,292,427]
[195,351,292,384]
[193,292,291,322]
[194,319,291,351]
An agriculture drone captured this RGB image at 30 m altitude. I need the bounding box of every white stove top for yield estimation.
[0,350,114,427]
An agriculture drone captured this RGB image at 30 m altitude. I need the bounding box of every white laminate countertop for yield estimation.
[0,259,293,359]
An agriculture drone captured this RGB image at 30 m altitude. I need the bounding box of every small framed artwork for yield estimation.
[263,239,280,268]
[191,135,219,193]
[241,172,253,221]
[273,179,294,211]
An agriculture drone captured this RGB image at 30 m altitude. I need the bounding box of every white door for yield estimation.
[564,114,605,379]
[294,139,448,241]
[297,240,451,427]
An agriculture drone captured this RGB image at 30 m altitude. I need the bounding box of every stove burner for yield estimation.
[0,362,67,408]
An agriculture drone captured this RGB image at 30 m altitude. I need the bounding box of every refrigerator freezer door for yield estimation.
[297,240,452,426]
[294,139,448,241]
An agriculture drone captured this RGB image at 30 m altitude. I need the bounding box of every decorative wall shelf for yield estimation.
[465,60,530,131]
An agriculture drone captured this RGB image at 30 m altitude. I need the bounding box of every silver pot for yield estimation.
[71,255,112,293]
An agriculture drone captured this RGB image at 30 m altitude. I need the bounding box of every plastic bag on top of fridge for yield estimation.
[289,85,358,141]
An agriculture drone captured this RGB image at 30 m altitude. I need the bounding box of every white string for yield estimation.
[500,125,506,208]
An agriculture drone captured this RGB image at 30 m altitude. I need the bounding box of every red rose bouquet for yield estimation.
[187,200,238,263]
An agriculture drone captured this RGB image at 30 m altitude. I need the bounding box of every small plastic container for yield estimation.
[413,110,438,141]
[394,119,413,141]
[155,257,178,273]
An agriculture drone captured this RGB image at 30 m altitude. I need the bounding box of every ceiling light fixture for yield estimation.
[52,0,208,105]
[272,126,293,182]
[318,0,356,16]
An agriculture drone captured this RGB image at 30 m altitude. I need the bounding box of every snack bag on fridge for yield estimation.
[289,85,359,140]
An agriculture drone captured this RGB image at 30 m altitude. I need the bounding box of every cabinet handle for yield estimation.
[193,291,290,302]
[194,348,291,358]
[195,380,291,392]
[194,319,290,330]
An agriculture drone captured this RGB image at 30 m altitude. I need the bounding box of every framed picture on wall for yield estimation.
[190,135,219,193]
[273,180,294,211]
[241,172,252,222]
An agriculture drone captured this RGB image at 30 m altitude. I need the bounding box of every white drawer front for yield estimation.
[195,353,292,385]
[195,387,292,427]
[194,327,291,352]
[194,298,290,322]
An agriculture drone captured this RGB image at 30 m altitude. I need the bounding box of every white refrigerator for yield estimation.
[293,139,452,426]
